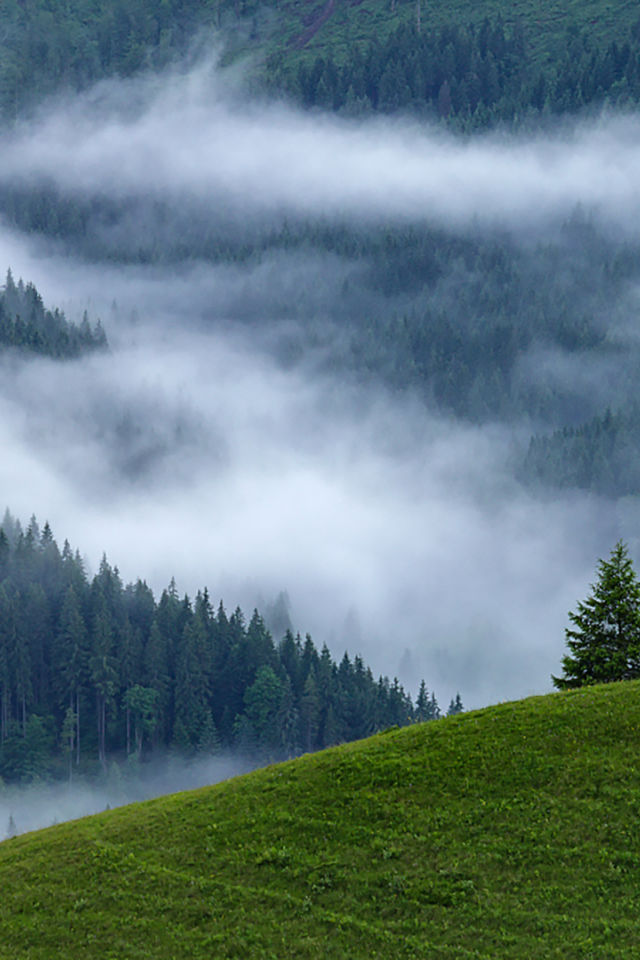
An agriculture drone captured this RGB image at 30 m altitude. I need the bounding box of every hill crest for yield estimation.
[1,682,639,957]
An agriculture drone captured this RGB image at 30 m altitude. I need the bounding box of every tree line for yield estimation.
[0,270,107,358]
[267,18,640,129]
[0,0,225,120]
[6,202,640,500]
[522,407,640,499]
[0,511,455,784]
[3,0,639,131]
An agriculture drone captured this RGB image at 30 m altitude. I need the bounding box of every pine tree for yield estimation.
[415,680,431,722]
[197,712,221,755]
[143,621,170,750]
[55,586,87,765]
[61,706,76,785]
[447,692,464,716]
[123,685,158,759]
[89,598,118,771]
[242,665,284,752]
[300,669,320,752]
[552,541,640,688]
[174,614,211,747]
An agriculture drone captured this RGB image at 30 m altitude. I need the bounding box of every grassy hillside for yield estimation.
[2,682,640,957]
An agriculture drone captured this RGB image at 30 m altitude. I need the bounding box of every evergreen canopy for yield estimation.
[553,541,640,689]
[0,511,443,783]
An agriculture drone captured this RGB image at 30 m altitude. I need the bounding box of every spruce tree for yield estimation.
[447,693,464,716]
[553,541,640,688]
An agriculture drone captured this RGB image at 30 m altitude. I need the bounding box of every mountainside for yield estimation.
[3,0,640,121]
[2,682,640,958]
[268,0,640,67]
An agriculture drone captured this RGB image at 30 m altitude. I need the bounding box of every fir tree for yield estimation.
[553,541,640,688]
[447,693,464,716]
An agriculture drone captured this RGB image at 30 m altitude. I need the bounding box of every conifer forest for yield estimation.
[1,0,640,789]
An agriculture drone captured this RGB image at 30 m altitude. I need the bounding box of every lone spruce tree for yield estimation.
[552,541,640,688]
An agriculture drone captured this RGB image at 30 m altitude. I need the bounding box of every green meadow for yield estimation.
[2,682,640,958]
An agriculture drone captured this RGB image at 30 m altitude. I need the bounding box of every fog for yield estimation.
[0,753,255,837]
[3,62,640,235]
[0,242,627,711]
[1,58,640,725]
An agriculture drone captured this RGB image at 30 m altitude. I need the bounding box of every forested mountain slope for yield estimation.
[4,1,640,501]
[268,17,640,128]
[3,0,640,125]
[1,682,639,958]
[0,512,439,783]
[0,271,106,358]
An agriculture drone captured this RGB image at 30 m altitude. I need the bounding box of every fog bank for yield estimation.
[1,62,640,233]
[0,283,625,709]
[1,61,640,712]
[0,754,254,838]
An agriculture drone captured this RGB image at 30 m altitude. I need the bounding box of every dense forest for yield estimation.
[3,0,640,129]
[0,512,452,784]
[0,270,106,358]
[2,3,640,503]
[3,209,640,495]
[0,207,630,424]
[1,0,640,790]
[0,0,224,119]
[268,19,640,128]
[523,408,640,498]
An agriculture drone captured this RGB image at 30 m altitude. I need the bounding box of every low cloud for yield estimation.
[1,61,640,233]
[0,754,254,838]
[0,61,638,713]
[0,278,623,708]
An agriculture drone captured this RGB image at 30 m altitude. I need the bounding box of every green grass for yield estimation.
[3,683,640,957]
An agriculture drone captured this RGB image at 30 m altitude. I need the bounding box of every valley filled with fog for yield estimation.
[2,57,640,731]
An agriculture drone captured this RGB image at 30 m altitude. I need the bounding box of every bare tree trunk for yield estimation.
[1,687,7,742]
[100,697,107,772]
[76,691,81,766]
[69,691,74,786]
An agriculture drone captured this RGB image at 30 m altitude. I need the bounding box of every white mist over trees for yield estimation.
[0,510,438,785]
[1,26,640,731]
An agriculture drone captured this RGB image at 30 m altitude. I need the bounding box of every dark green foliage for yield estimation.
[447,691,464,715]
[0,0,233,121]
[2,0,640,134]
[268,19,640,128]
[553,541,640,689]
[0,510,437,782]
[415,679,441,722]
[338,214,613,425]
[0,269,107,358]
[522,407,640,498]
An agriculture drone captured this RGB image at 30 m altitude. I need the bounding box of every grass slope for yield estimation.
[2,683,640,957]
